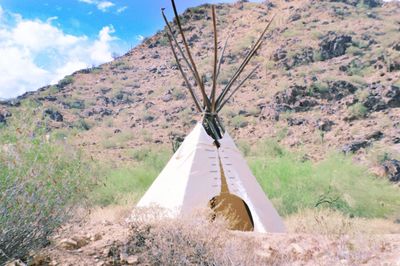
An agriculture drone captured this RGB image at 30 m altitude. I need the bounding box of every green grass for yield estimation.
[249,140,400,218]
[90,147,171,206]
[91,139,399,219]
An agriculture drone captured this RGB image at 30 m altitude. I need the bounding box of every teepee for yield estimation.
[137,0,285,233]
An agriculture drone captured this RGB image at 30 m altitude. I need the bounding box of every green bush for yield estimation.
[57,75,74,88]
[0,110,91,264]
[230,115,248,128]
[348,102,368,119]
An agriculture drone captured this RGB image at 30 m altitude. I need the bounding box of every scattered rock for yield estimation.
[325,80,358,101]
[188,33,200,43]
[330,0,382,8]
[5,260,26,266]
[363,95,387,112]
[287,118,306,126]
[71,236,90,249]
[381,159,400,182]
[363,0,383,8]
[162,92,173,102]
[272,48,287,62]
[342,140,370,154]
[289,47,314,69]
[273,47,314,69]
[44,109,63,122]
[319,32,352,60]
[145,102,155,109]
[289,13,301,22]
[59,238,79,250]
[120,253,139,265]
[317,119,334,132]
[393,43,400,51]
[29,254,51,266]
[143,115,155,122]
[386,85,400,108]
[38,96,57,102]
[365,130,383,141]
[0,114,6,125]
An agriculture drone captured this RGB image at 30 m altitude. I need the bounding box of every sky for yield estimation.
[0,0,264,99]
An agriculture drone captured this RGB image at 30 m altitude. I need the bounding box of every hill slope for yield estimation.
[1,0,400,171]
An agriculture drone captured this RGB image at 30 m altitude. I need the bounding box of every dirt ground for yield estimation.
[26,206,400,266]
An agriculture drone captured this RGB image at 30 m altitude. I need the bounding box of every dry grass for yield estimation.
[116,208,400,265]
[124,208,272,265]
[285,208,400,235]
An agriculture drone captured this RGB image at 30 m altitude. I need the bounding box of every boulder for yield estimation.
[43,109,63,122]
[365,130,383,141]
[274,85,318,112]
[363,95,387,112]
[272,48,287,62]
[342,140,370,154]
[162,93,173,103]
[326,80,358,101]
[289,13,301,22]
[393,43,400,52]
[0,114,6,125]
[386,85,400,108]
[289,47,314,68]
[363,0,382,8]
[319,32,352,60]
[317,119,334,132]
[381,159,400,182]
[275,85,307,105]
[287,118,306,126]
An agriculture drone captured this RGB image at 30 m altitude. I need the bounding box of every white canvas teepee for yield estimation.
[137,123,285,233]
[136,1,284,233]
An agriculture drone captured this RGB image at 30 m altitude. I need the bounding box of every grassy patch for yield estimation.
[348,102,368,119]
[92,138,399,220]
[91,148,171,206]
[249,140,400,218]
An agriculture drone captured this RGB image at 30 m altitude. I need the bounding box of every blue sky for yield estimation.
[0,0,263,99]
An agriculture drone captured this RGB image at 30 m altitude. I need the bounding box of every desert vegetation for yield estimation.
[0,106,93,264]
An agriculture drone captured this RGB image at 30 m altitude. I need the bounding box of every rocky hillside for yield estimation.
[1,0,399,178]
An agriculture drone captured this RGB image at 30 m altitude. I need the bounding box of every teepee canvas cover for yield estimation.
[137,1,285,232]
[137,123,285,233]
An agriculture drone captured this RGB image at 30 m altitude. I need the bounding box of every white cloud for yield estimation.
[90,25,116,64]
[117,6,128,14]
[136,35,144,41]
[97,1,114,12]
[0,9,118,99]
[78,0,115,12]
[79,0,95,4]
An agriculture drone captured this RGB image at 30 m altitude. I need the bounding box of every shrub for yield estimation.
[57,76,74,88]
[73,118,92,131]
[230,115,248,128]
[348,102,368,119]
[120,209,266,265]
[0,113,91,264]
